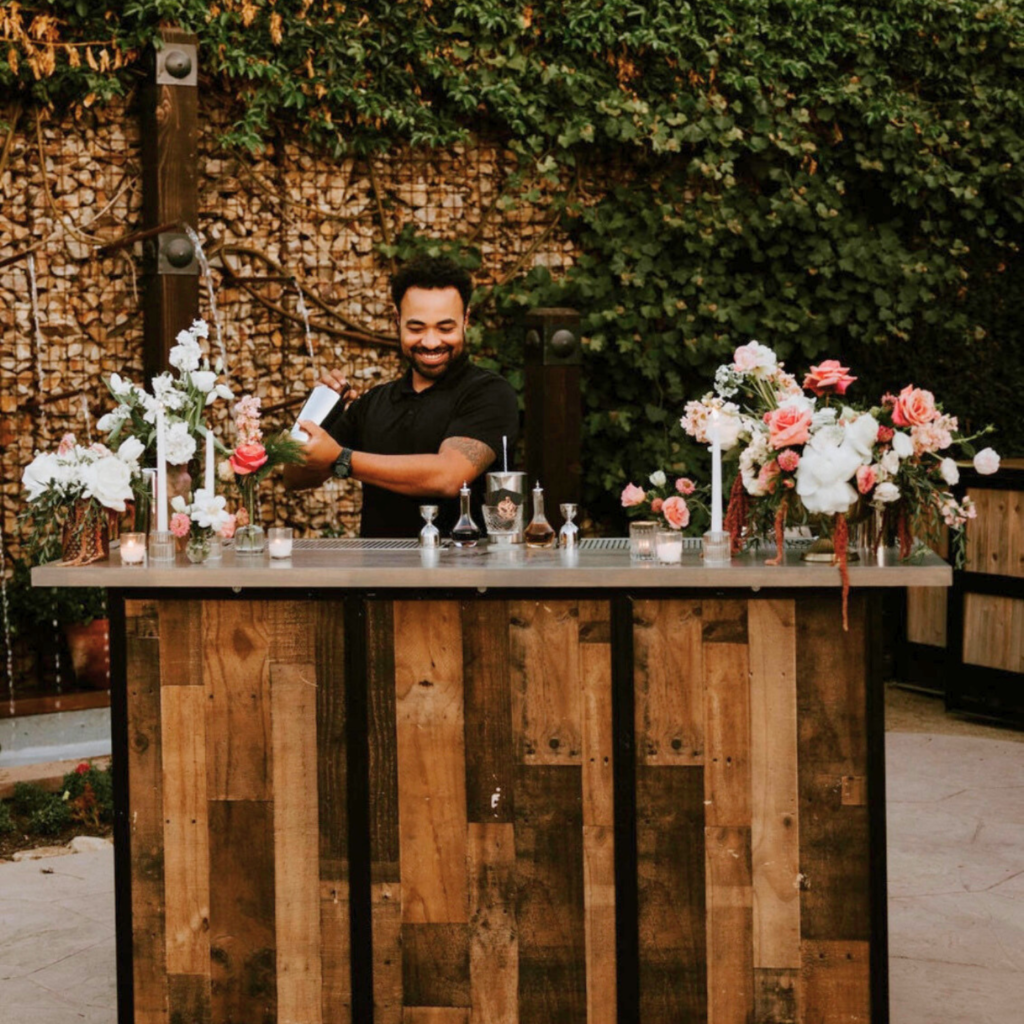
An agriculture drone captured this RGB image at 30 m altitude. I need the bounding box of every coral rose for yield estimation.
[661,495,690,529]
[650,497,664,513]
[856,465,877,495]
[766,405,812,449]
[891,385,937,427]
[620,483,646,508]
[803,360,857,397]
[229,442,268,476]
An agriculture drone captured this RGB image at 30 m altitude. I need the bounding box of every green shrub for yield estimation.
[62,763,114,826]
[0,801,15,836]
[27,797,72,837]
[11,781,49,817]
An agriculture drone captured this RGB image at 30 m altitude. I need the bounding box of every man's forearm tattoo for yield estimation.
[440,436,496,473]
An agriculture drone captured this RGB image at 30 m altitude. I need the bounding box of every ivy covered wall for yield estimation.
[2,0,1022,524]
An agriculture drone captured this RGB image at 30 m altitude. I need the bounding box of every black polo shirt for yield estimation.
[328,358,519,538]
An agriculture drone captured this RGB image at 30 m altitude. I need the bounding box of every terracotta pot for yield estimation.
[63,619,111,690]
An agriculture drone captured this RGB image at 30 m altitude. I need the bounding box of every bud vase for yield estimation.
[234,486,265,553]
[186,534,212,564]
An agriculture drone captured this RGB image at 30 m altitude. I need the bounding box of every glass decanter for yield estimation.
[558,503,579,550]
[524,481,556,548]
[450,483,481,547]
[419,505,440,548]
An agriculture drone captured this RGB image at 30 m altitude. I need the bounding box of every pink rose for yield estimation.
[650,497,664,513]
[219,513,237,539]
[675,477,696,495]
[891,385,937,427]
[229,441,268,476]
[856,465,877,495]
[661,495,690,529]
[757,460,780,494]
[777,449,800,472]
[621,483,646,508]
[876,425,894,443]
[766,405,812,449]
[803,359,856,396]
[170,512,191,538]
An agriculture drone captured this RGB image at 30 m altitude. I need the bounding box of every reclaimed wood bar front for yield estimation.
[34,544,951,1024]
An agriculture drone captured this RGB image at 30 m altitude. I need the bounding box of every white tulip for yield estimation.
[117,436,145,468]
[191,370,217,393]
[649,470,667,487]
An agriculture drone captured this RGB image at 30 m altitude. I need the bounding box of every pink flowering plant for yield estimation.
[681,340,1000,576]
[620,470,710,534]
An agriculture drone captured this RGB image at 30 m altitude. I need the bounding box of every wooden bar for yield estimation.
[39,547,951,1023]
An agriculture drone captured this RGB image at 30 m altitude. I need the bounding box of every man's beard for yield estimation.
[408,345,468,380]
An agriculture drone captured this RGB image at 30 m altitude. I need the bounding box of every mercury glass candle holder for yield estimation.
[629,520,657,561]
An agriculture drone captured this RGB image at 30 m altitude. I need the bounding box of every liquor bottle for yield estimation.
[524,481,556,548]
[451,482,482,547]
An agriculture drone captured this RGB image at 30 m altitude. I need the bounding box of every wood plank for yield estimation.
[161,683,210,977]
[316,602,350,1024]
[705,826,754,1024]
[580,599,614,828]
[271,661,323,1024]
[208,801,276,1024]
[393,600,468,925]
[374,881,404,1024]
[402,1010,470,1024]
[126,600,168,1023]
[800,940,870,1024]
[633,599,704,764]
[905,586,947,647]
[703,612,751,828]
[636,766,706,1023]
[965,488,1023,578]
[167,973,211,1024]
[467,823,518,1024]
[510,599,583,764]
[963,594,1024,673]
[515,765,587,1023]
[462,599,515,823]
[754,968,798,1024]
[402,924,470,1007]
[368,600,400,883]
[203,601,272,801]
[157,601,202,685]
[583,825,616,1024]
[748,599,800,970]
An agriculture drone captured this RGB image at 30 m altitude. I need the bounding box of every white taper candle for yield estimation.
[205,428,215,495]
[710,408,723,534]
[155,406,169,533]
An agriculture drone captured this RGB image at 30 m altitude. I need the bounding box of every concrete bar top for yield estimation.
[32,538,952,590]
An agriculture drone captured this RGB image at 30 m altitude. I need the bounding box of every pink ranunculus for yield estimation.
[757,460,780,494]
[891,385,937,427]
[803,359,857,397]
[229,441,268,476]
[876,424,894,443]
[650,497,664,513]
[856,464,877,495]
[675,477,696,495]
[661,495,690,529]
[620,482,646,508]
[170,512,191,538]
[219,513,237,539]
[766,405,813,449]
[777,449,800,472]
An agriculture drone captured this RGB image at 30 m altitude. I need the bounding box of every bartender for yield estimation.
[284,254,519,537]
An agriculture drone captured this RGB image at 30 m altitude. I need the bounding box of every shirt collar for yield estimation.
[395,355,472,398]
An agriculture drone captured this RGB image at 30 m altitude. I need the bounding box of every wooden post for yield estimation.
[140,27,200,382]
[523,307,582,525]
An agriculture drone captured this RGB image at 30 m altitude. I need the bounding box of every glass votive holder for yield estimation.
[629,520,657,561]
[655,528,683,564]
[207,535,223,561]
[268,527,293,559]
[702,530,732,567]
[147,530,176,564]
[119,532,147,566]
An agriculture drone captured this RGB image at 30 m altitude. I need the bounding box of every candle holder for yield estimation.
[119,532,147,566]
[655,528,683,564]
[629,520,657,561]
[268,527,293,559]
[702,530,732,567]
[147,530,176,564]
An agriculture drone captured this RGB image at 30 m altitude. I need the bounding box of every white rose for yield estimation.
[649,470,667,487]
[117,436,145,468]
[81,455,134,511]
[795,428,861,515]
[873,482,901,504]
[881,450,900,476]
[939,457,960,486]
[22,452,60,501]
[843,413,879,464]
[164,421,197,465]
[217,459,235,483]
[732,340,778,376]
[191,370,217,393]
[973,448,1000,476]
[891,431,914,459]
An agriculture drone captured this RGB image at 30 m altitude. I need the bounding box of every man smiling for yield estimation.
[285,254,519,538]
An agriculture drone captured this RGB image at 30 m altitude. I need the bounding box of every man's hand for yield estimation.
[298,420,344,472]
[319,368,354,397]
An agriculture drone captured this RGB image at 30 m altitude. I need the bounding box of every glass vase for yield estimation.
[185,533,212,564]
[234,484,265,554]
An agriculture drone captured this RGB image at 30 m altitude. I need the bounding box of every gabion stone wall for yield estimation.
[0,95,579,564]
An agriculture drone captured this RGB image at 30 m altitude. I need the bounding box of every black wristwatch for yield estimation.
[331,447,353,480]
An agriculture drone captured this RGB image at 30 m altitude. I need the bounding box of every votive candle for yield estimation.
[119,533,146,566]
[268,527,293,559]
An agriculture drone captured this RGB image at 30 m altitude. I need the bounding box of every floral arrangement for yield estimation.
[216,394,304,537]
[620,470,709,533]
[681,341,1000,623]
[97,318,233,467]
[21,432,143,564]
[170,489,237,562]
